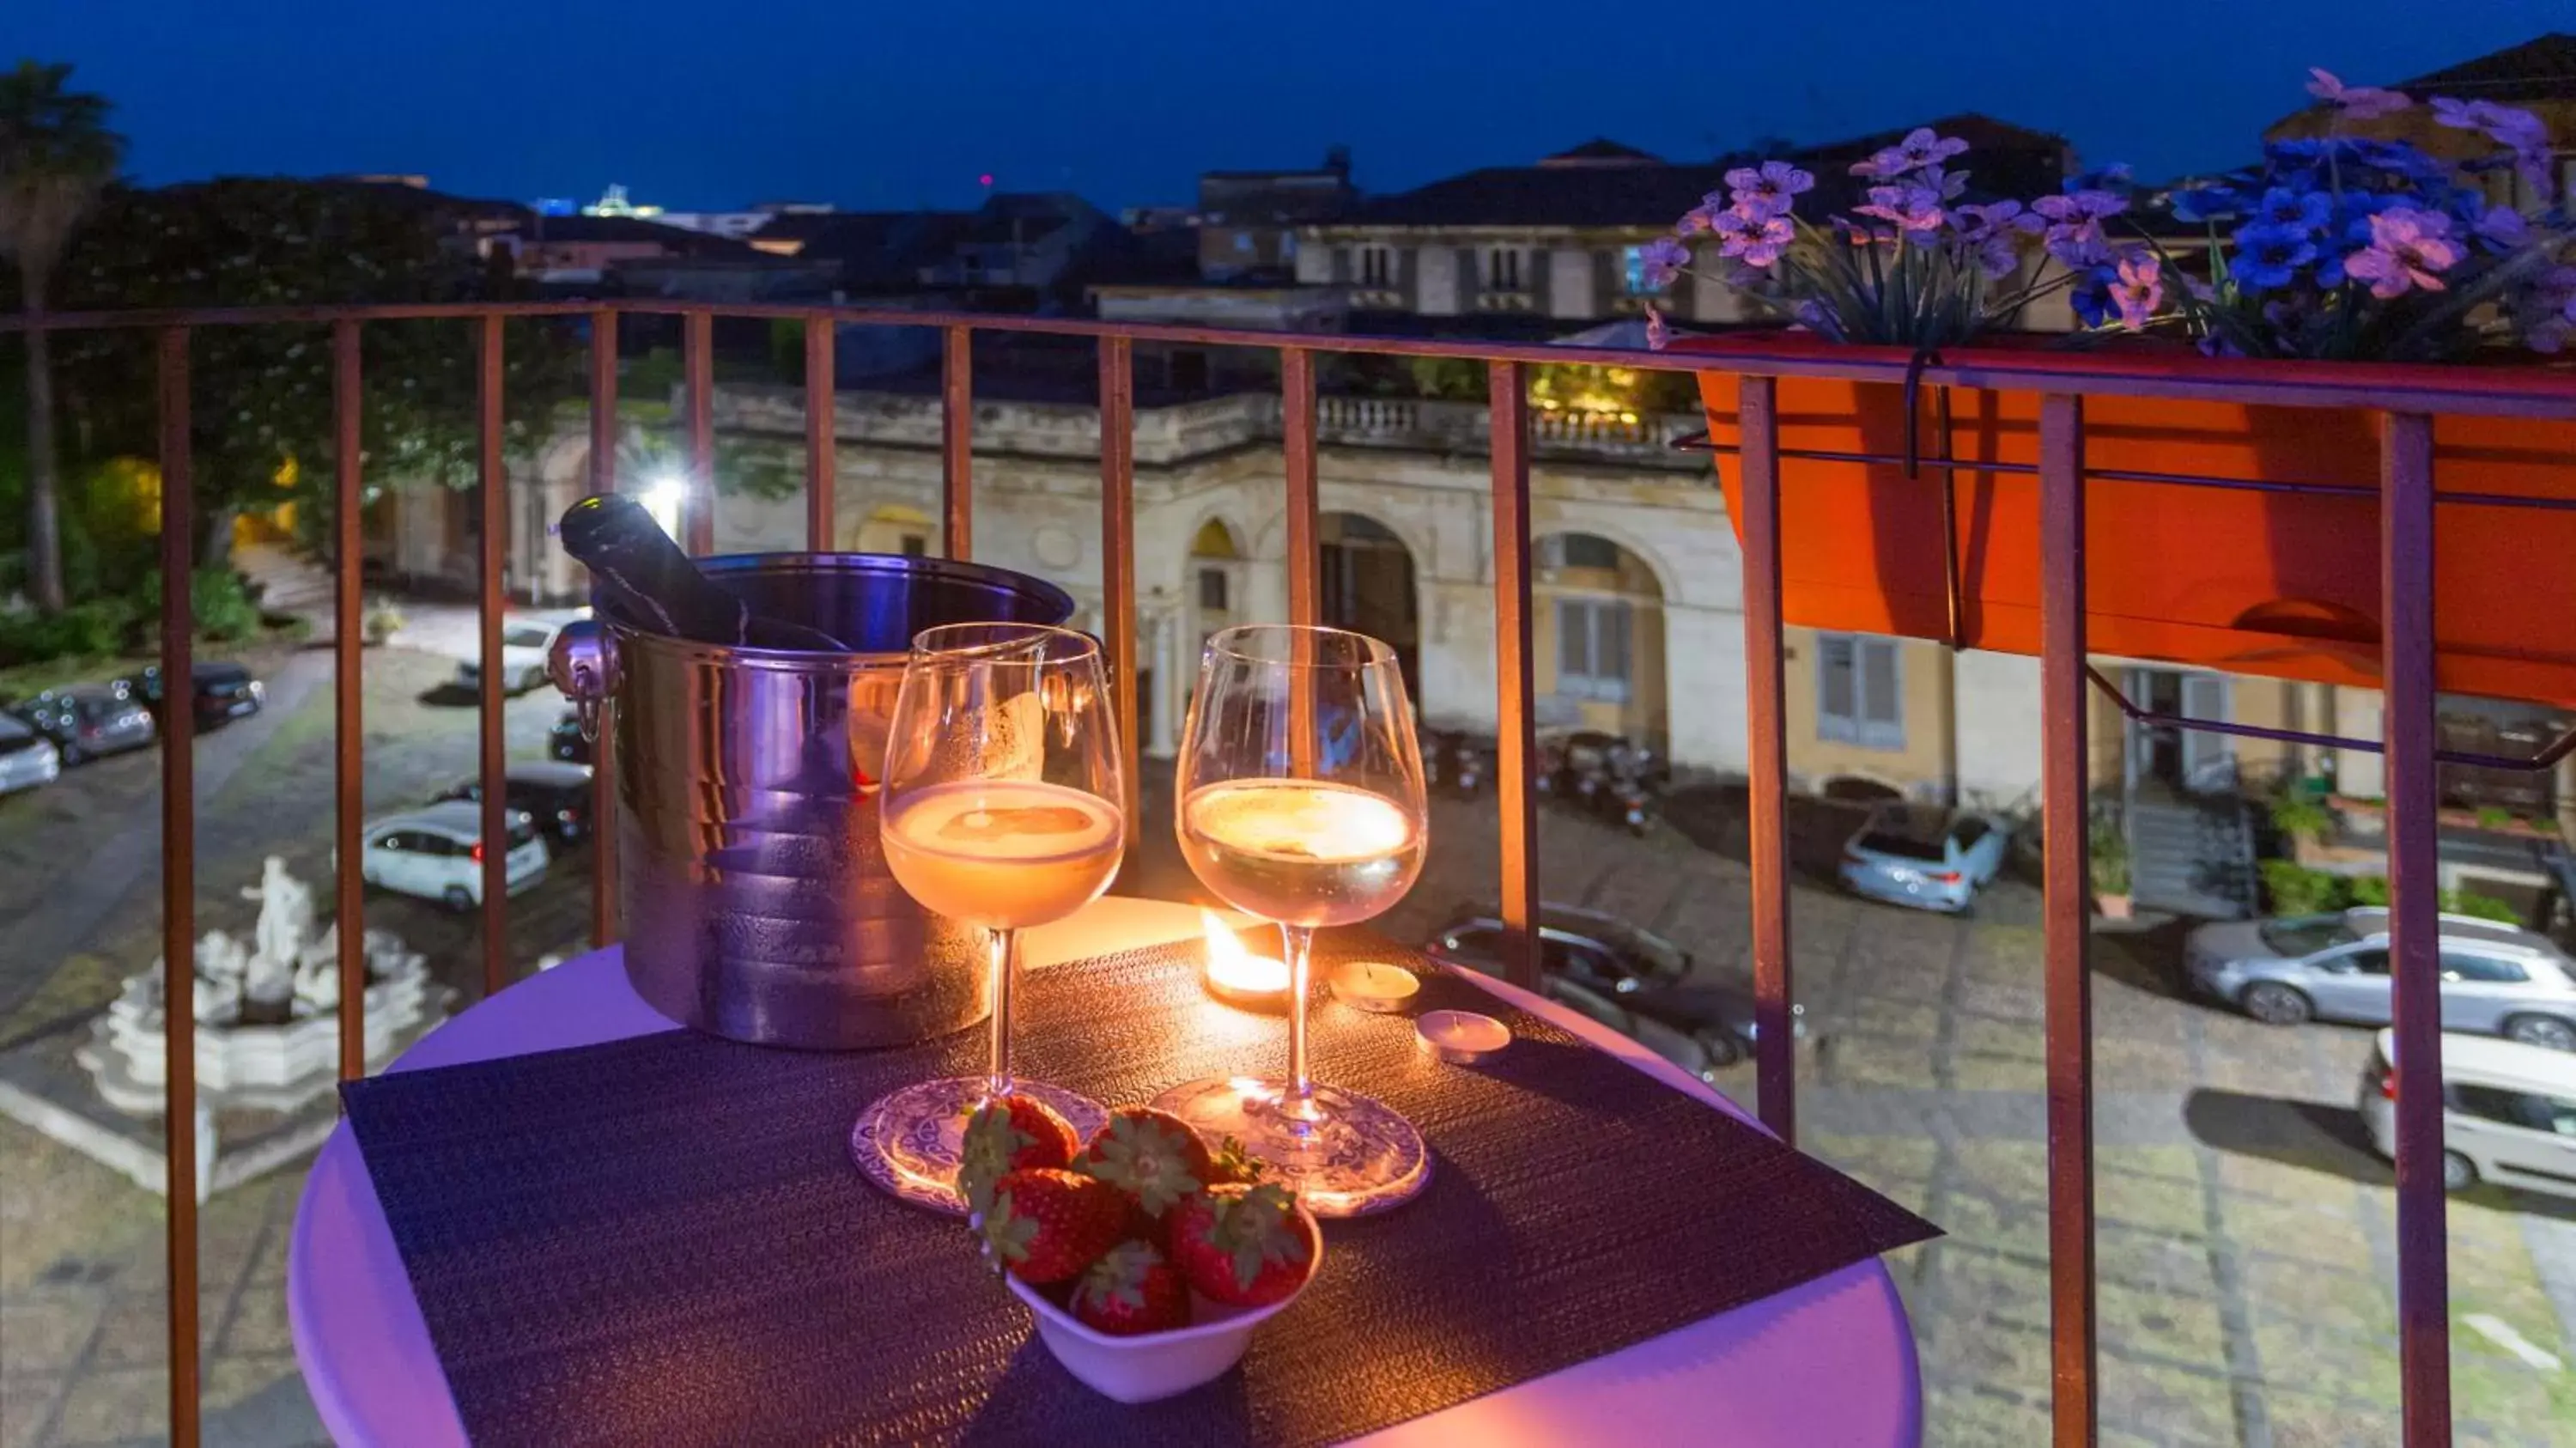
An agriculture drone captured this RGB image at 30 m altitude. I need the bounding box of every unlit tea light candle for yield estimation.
[1329,961,1419,1013]
[1416,1010,1510,1064]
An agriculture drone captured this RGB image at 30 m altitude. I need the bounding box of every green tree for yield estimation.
[51,178,579,567]
[0,60,125,613]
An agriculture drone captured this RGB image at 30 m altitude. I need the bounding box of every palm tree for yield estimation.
[0,61,124,613]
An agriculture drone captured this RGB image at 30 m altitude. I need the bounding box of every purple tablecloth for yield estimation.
[289,898,1923,1446]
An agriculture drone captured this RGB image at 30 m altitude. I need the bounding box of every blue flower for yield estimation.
[2069,264,2120,327]
[2229,222,2318,291]
[2171,186,2244,223]
[2065,163,2135,195]
[2255,187,2331,235]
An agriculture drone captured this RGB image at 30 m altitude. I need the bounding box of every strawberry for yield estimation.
[1207,1134,1265,1187]
[1168,1182,1319,1307]
[1070,1107,1214,1216]
[957,1094,1078,1216]
[1068,1240,1191,1336]
[979,1168,1129,1285]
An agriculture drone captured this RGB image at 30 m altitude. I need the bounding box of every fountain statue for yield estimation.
[75,859,453,1196]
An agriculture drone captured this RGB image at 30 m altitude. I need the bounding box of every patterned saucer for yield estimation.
[849,1078,1109,1216]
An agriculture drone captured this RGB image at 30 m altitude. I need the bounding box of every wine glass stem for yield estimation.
[1280,922,1317,1115]
[986,926,1018,1099]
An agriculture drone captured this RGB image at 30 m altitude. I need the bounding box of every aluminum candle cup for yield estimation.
[1329,961,1419,1013]
[550,552,1075,1050]
[1416,1010,1510,1063]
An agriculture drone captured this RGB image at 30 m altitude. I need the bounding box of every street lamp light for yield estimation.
[638,473,686,540]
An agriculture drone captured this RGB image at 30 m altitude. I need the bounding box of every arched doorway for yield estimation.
[1534,532,1666,752]
[1320,512,1419,702]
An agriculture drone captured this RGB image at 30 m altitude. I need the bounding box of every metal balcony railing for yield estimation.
[6,298,2576,1448]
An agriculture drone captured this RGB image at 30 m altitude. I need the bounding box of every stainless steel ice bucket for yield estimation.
[549,552,1077,1049]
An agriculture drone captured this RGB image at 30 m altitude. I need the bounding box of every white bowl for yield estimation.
[1002,1233,1322,1403]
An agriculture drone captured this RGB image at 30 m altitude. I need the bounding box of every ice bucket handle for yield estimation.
[547,619,618,741]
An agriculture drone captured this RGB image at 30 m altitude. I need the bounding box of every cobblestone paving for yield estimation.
[4,697,2573,1444]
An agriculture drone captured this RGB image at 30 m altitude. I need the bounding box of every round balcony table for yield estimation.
[289,897,1922,1446]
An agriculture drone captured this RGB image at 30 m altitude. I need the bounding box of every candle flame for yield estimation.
[1202,910,1288,996]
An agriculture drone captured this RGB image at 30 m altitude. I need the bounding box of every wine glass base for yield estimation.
[850,1077,1107,1217]
[1147,1075,1429,1218]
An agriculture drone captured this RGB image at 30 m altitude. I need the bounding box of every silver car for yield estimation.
[2187,907,2576,1050]
[1837,804,2012,913]
[0,714,62,794]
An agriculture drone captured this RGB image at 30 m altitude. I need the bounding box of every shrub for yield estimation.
[2269,795,2333,841]
[2343,875,2524,925]
[2473,806,2516,831]
[138,569,261,642]
[0,598,139,666]
[2261,860,2345,916]
[2087,818,2129,894]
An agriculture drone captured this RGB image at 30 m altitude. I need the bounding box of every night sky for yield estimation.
[17,1,2566,214]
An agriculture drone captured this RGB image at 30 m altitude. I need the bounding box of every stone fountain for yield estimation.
[58,855,454,1197]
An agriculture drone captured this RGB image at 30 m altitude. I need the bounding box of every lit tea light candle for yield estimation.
[1200,910,1290,1010]
[1329,961,1419,1013]
[1416,1010,1510,1064]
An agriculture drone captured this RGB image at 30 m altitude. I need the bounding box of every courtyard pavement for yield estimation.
[3,654,2573,1445]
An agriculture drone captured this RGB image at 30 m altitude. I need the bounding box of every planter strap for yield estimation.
[1903,346,1967,652]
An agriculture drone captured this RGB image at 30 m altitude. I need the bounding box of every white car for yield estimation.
[454,611,586,695]
[2360,1028,2576,1200]
[354,800,550,909]
[0,714,63,794]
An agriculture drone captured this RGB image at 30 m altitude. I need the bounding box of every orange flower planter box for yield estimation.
[1675,333,2576,708]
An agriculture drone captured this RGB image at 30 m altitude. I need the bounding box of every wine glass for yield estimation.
[851,622,1127,1214]
[1151,624,1431,1215]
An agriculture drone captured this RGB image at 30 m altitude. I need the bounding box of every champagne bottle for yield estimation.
[556,493,848,650]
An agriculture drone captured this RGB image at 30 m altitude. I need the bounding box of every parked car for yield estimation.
[125,660,264,730]
[547,709,592,765]
[2359,1029,2576,1198]
[1546,972,1804,1079]
[455,611,586,695]
[349,800,550,909]
[1425,903,1693,996]
[2187,908,2576,1049]
[9,684,156,764]
[1837,804,2012,913]
[0,714,63,794]
[432,761,596,848]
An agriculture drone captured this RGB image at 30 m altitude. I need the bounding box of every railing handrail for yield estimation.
[11,298,2576,419]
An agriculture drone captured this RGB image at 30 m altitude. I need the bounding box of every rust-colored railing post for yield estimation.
[332,320,368,1080]
[155,324,202,1448]
[477,315,509,998]
[1486,359,1540,992]
[1282,347,1321,775]
[944,325,974,559]
[2038,393,2097,1445]
[1099,335,1139,820]
[684,308,716,557]
[1735,374,1795,1143]
[805,316,837,551]
[2382,411,2451,1446]
[587,311,619,950]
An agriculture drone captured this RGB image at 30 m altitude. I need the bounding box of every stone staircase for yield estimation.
[2127,790,2258,920]
[233,543,337,631]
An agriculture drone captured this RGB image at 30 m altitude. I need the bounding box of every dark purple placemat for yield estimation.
[342,939,1935,1447]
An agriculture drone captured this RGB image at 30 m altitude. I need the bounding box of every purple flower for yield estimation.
[1644,303,1671,352]
[2306,68,2410,121]
[1636,236,1692,289]
[1712,208,1795,267]
[1855,178,1948,233]
[2024,190,2126,267]
[1951,200,2023,240]
[1967,230,2020,279]
[2433,97,2557,198]
[2474,204,2533,250]
[2108,253,2162,329]
[1850,126,1968,179]
[1677,204,1718,236]
[1791,300,1838,337]
[1725,161,1815,218]
[2342,207,2463,299]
